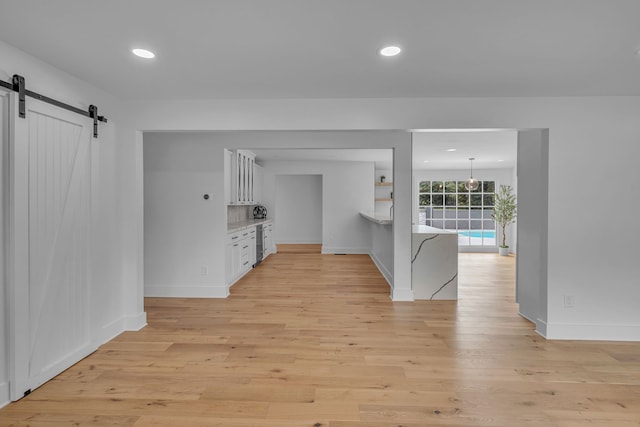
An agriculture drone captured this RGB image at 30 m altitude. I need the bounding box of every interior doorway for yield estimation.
[409,128,549,336]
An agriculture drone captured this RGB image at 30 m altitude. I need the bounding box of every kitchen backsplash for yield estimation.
[227,205,253,223]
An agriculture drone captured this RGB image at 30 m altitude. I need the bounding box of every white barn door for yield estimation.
[9,94,95,400]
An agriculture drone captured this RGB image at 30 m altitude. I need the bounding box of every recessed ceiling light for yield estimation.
[423,160,430,163]
[497,159,505,162]
[132,48,155,59]
[380,46,402,57]
[446,148,457,152]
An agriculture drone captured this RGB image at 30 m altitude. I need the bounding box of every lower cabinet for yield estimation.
[226,226,257,285]
[263,222,273,258]
[226,222,275,286]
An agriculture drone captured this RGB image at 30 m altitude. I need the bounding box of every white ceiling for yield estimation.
[412,130,517,170]
[1,0,640,100]
[251,129,516,170]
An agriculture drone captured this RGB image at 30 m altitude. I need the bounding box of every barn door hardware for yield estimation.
[0,74,108,138]
[12,74,26,118]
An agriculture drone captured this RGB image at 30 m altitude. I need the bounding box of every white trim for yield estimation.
[546,322,640,342]
[0,381,9,409]
[321,246,369,254]
[391,287,414,301]
[518,310,549,338]
[144,284,229,298]
[90,313,147,348]
[92,318,126,348]
[368,250,393,288]
[123,312,147,331]
[535,318,547,337]
[0,89,9,410]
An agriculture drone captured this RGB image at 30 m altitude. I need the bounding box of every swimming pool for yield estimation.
[458,230,496,238]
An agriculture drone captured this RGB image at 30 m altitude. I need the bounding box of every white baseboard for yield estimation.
[93,317,126,347]
[321,246,369,254]
[368,251,392,288]
[535,318,548,337]
[391,287,414,301]
[0,381,9,409]
[124,312,147,331]
[91,312,148,349]
[144,284,229,298]
[518,310,549,338]
[545,322,640,341]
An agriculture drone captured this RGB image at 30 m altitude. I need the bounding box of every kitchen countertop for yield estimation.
[228,218,273,233]
[359,212,392,225]
[412,225,458,234]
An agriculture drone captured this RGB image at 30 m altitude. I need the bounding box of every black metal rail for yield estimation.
[0,74,108,138]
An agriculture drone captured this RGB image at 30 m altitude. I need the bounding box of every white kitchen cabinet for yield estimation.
[226,229,243,283]
[229,149,257,205]
[263,221,274,259]
[249,233,257,267]
[240,241,251,273]
[253,163,263,204]
[224,149,233,205]
[226,226,258,285]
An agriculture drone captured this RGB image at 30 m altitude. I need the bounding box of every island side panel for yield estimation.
[411,232,458,300]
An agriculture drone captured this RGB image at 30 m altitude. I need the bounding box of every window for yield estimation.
[418,180,497,246]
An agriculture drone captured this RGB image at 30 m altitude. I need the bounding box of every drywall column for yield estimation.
[391,137,413,301]
[516,129,549,335]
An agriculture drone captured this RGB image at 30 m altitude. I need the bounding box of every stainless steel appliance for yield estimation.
[254,224,263,266]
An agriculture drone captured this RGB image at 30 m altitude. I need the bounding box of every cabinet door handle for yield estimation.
[251,237,255,240]
[243,245,249,249]
[243,261,249,266]
[233,243,239,247]
[231,236,239,240]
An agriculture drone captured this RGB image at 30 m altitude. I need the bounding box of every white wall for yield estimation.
[264,161,373,252]
[412,168,516,251]
[516,130,549,333]
[0,40,143,407]
[144,137,224,296]
[374,168,393,215]
[124,96,640,341]
[274,175,322,244]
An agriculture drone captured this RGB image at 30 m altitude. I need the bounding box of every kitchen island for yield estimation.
[359,212,393,286]
[412,225,458,300]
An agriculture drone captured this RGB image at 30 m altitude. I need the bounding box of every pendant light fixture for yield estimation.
[465,157,479,191]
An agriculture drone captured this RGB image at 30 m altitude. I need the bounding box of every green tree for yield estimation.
[492,185,517,248]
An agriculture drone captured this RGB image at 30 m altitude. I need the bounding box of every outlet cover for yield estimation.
[564,295,574,308]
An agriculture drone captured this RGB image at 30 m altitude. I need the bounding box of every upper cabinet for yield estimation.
[226,149,260,205]
[254,163,263,205]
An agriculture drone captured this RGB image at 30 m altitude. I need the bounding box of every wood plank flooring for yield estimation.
[275,244,322,254]
[2,252,640,426]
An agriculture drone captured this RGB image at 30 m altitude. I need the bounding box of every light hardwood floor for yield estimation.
[2,251,640,426]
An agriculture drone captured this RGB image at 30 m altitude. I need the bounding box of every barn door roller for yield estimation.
[0,74,108,138]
